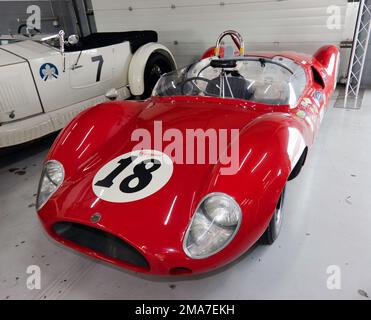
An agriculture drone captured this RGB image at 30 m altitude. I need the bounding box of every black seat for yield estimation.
[206,75,253,100]
[64,30,158,54]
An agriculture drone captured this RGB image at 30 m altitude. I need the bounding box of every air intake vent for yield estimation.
[53,222,149,270]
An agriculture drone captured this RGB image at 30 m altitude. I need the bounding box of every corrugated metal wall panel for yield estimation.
[362,42,371,87]
[92,0,357,69]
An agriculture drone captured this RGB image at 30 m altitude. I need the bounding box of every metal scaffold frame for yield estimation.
[344,0,371,109]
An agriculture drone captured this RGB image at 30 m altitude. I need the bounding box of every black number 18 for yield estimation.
[95,156,161,194]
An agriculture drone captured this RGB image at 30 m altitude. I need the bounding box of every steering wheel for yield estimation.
[214,30,245,58]
[180,77,220,96]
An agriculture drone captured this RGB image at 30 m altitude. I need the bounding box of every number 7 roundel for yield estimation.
[92,150,173,203]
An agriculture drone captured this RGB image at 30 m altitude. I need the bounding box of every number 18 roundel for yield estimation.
[92,150,173,203]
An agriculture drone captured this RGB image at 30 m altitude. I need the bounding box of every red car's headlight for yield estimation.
[36,160,64,210]
[183,193,242,259]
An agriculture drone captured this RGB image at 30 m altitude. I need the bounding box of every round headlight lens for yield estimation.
[204,195,240,227]
[45,161,64,185]
[183,193,242,259]
[36,160,64,210]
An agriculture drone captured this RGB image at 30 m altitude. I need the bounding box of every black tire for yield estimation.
[262,186,286,245]
[140,51,176,99]
[288,148,307,181]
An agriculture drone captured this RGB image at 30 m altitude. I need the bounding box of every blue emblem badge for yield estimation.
[39,63,59,81]
[314,91,322,102]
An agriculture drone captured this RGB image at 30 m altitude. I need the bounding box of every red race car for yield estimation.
[36,31,339,275]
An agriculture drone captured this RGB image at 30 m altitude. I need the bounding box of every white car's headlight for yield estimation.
[36,160,64,210]
[183,193,242,259]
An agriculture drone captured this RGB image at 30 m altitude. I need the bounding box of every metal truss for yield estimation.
[344,0,371,109]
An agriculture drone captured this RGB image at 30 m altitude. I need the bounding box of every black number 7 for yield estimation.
[91,55,104,82]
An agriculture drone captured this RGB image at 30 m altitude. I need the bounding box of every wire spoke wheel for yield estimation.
[141,52,176,99]
[262,186,286,245]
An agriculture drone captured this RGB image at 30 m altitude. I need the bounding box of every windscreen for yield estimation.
[153,56,307,107]
[0,39,21,45]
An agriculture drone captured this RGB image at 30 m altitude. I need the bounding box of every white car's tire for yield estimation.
[140,51,176,99]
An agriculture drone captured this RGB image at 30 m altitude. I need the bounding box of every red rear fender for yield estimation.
[313,45,340,83]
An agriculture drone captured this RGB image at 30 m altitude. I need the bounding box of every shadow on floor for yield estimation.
[0,133,59,169]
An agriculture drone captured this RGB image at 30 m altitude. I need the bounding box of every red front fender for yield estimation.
[201,112,310,255]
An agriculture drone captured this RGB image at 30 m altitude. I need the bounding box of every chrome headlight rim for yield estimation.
[183,192,242,260]
[36,160,64,211]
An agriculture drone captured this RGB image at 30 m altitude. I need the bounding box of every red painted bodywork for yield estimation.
[37,46,339,275]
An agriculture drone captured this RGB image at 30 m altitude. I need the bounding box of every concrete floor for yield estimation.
[1,90,371,300]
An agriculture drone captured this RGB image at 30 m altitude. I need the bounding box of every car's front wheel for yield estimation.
[140,51,176,99]
[262,186,286,245]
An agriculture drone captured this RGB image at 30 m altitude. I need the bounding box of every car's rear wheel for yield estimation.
[140,51,176,99]
[262,186,286,245]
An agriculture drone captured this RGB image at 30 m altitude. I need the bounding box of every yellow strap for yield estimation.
[214,47,220,57]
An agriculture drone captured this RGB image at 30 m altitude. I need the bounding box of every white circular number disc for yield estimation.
[92,150,173,203]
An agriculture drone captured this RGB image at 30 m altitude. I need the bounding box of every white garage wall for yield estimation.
[0,0,79,36]
[92,0,357,73]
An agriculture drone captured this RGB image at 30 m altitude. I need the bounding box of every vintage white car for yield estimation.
[0,30,176,148]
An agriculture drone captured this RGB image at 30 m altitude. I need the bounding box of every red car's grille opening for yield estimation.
[52,222,149,270]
